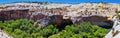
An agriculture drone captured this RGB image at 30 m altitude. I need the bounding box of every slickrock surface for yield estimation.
[0,30,12,38]
[0,2,120,27]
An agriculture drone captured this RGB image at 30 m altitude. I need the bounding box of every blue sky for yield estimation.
[0,0,120,4]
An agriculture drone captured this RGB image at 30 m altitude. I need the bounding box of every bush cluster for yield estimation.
[0,19,58,38]
[0,19,109,38]
[49,22,109,38]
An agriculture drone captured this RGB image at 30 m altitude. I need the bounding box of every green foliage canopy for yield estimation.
[0,19,109,38]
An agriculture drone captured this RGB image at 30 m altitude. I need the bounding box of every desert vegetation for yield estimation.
[0,19,109,38]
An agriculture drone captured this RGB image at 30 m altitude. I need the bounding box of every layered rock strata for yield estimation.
[0,2,120,27]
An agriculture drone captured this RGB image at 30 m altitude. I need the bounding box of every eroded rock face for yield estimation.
[0,2,117,28]
[81,16,113,28]
[0,9,113,28]
[82,16,108,22]
[0,9,29,22]
[31,13,46,21]
[0,2,119,38]
[51,15,73,28]
[36,15,73,28]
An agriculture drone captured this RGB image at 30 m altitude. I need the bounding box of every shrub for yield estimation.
[49,22,109,38]
[0,19,109,38]
[0,19,58,38]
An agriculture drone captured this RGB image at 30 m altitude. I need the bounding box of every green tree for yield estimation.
[0,19,109,38]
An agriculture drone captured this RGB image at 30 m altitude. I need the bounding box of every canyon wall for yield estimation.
[0,2,119,27]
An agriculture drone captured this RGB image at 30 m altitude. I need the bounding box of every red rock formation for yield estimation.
[0,9,113,28]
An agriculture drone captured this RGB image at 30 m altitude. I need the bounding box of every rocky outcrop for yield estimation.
[31,13,46,21]
[0,2,119,28]
[36,15,73,28]
[0,2,120,38]
[81,16,113,28]
[0,30,12,38]
[0,9,29,22]
[105,18,120,38]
